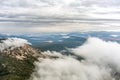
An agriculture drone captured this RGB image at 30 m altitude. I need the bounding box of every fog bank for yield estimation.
[30,37,120,80]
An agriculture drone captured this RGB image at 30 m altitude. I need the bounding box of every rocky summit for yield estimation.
[2,44,43,60]
[0,38,47,80]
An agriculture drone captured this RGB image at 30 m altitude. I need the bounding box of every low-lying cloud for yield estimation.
[30,37,120,80]
[0,38,31,51]
[71,37,120,72]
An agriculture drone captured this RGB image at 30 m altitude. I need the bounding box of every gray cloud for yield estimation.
[0,0,120,32]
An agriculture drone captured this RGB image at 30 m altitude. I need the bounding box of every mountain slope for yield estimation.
[0,38,46,80]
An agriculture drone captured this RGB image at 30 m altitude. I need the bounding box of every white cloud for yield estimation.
[44,40,54,43]
[0,38,31,51]
[71,37,120,72]
[110,35,119,37]
[30,57,113,80]
[62,35,70,39]
[30,37,120,80]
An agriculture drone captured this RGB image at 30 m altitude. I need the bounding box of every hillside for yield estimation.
[0,38,47,80]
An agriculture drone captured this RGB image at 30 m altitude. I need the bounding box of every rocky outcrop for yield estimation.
[0,38,48,60]
[1,44,44,60]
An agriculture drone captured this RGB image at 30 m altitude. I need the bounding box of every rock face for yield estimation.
[2,44,44,60]
[0,38,46,80]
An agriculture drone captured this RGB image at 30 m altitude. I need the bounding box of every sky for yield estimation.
[0,0,120,33]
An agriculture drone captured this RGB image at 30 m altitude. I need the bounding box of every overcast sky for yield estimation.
[0,0,120,33]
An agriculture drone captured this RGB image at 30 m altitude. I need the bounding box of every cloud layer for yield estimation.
[0,0,120,32]
[30,37,120,80]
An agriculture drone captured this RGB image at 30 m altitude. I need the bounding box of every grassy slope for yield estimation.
[0,53,37,80]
